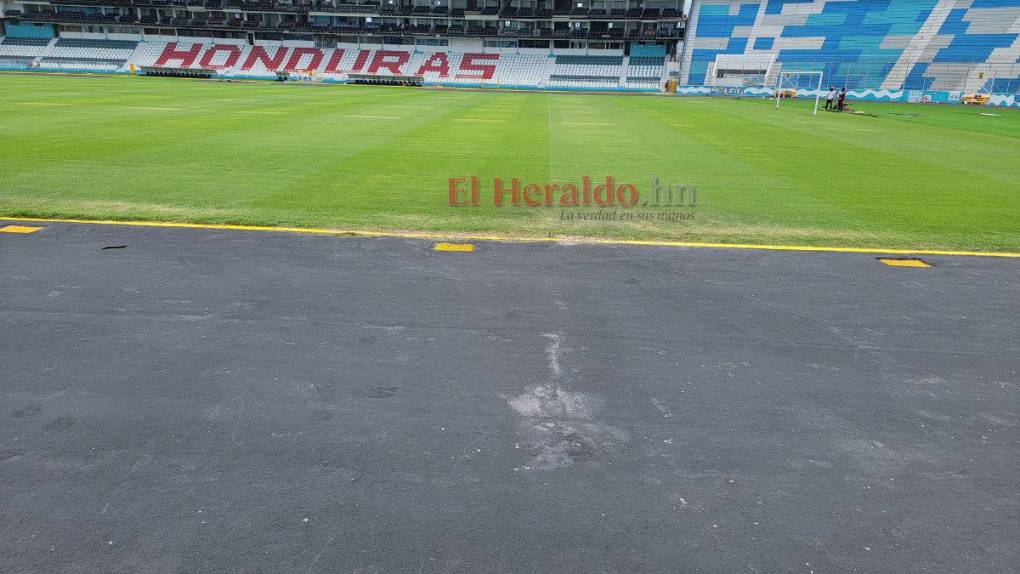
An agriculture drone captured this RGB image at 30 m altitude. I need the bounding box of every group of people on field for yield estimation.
[824,87,847,112]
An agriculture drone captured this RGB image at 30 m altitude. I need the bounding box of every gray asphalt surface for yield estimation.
[1,220,1018,574]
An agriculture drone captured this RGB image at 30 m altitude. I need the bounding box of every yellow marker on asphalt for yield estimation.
[878,258,930,268]
[434,242,474,252]
[0,225,43,234]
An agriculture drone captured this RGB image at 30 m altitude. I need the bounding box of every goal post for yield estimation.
[774,70,824,116]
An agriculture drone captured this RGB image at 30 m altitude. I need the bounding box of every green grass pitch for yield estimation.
[1,73,1018,251]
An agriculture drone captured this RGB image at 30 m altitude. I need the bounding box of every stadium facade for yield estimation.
[1,0,1019,104]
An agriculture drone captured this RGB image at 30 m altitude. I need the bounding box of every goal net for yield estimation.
[773,70,824,116]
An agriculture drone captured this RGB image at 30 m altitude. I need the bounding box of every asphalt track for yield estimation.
[1,220,1018,574]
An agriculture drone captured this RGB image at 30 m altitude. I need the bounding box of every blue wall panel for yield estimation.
[684,0,1020,92]
[3,22,56,39]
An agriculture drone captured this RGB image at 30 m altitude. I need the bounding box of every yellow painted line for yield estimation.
[879,258,931,268]
[0,225,44,234]
[434,242,475,252]
[2,216,1020,258]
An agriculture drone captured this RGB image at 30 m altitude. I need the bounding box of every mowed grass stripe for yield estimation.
[606,96,877,235]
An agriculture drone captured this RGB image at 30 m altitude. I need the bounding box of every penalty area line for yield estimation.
[2,215,1019,259]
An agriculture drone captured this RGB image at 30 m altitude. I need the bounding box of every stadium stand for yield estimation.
[38,38,137,71]
[549,55,627,88]
[0,37,50,57]
[626,54,667,88]
[0,36,51,69]
[0,38,662,91]
[0,0,675,89]
[681,0,1020,95]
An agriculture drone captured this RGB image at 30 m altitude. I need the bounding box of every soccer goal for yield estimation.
[774,70,824,116]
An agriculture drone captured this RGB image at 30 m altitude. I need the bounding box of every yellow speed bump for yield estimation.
[0,225,43,234]
[434,242,474,252]
[878,258,930,268]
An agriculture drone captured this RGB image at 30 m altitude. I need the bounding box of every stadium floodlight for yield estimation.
[774,70,824,116]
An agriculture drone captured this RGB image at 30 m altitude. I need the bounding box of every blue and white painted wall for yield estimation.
[673,83,1020,105]
[680,0,1020,98]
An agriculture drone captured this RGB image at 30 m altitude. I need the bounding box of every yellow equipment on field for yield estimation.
[961,94,990,105]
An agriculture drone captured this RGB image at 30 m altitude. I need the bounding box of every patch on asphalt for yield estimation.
[43,416,75,431]
[354,386,400,399]
[508,333,627,471]
[12,404,43,418]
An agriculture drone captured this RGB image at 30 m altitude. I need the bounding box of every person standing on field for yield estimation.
[837,88,847,112]
[825,87,836,111]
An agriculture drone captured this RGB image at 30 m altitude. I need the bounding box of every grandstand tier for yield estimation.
[0,36,668,90]
[0,0,685,44]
